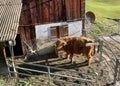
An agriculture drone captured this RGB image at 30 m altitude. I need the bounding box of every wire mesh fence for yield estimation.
[97,35,120,86]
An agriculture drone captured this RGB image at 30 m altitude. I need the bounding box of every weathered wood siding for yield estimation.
[20,0,85,25]
[17,0,85,54]
[19,0,85,42]
[65,0,82,21]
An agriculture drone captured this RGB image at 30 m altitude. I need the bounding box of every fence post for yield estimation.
[118,20,120,34]
[99,40,103,62]
[47,66,52,85]
[5,57,12,78]
[113,59,120,86]
[8,40,18,81]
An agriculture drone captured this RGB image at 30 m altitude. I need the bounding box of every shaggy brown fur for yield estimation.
[55,36,98,65]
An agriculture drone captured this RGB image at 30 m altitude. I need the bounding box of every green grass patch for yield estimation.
[86,0,120,19]
[0,76,7,86]
[0,79,5,86]
[86,0,120,36]
[94,0,120,5]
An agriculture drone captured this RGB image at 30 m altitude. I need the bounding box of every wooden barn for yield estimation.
[1,0,85,59]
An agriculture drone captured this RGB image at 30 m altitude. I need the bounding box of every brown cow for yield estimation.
[55,36,99,65]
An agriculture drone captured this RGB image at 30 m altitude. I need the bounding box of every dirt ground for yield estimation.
[1,35,120,86]
[14,51,112,86]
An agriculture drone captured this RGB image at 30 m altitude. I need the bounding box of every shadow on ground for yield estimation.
[17,53,89,78]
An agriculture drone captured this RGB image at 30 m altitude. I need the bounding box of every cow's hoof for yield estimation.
[85,60,89,65]
[87,63,91,66]
[72,61,76,64]
[70,61,72,64]
[67,61,72,64]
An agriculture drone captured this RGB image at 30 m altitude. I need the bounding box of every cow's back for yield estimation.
[65,36,95,55]
[56,36,95,54]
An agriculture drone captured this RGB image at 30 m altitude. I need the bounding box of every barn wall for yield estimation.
[35,21,82,41]
[17,0,85,55]
[65,0,82,21]
[19,0,85,39]
[1,0,85,57]
[20,0,85,25]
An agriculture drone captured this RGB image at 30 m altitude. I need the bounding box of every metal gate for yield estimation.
[6,56,98,86]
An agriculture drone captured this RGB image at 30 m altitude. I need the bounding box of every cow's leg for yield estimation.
[66,53,70,60]
[88,56,93,65]
[86,52,93,65]
[69,53,74,63]
[85,49,93,65]
[66,53,74,63]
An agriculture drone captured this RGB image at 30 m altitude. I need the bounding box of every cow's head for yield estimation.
[55,39,67,55]
[55,40,67,51]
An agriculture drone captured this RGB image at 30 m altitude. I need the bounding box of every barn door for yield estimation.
[50,25,68,40]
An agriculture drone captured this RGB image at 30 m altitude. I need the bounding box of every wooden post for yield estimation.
[118,20,120,34]
[99,40,103,62]
[82,19,86,36]
[4,47,12,78]
[0,42,6,61]
[113,59,120,86]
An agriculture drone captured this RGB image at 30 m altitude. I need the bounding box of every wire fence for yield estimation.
[98,35,120,86]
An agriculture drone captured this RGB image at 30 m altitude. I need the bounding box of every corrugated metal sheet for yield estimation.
[0,0,22,41]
